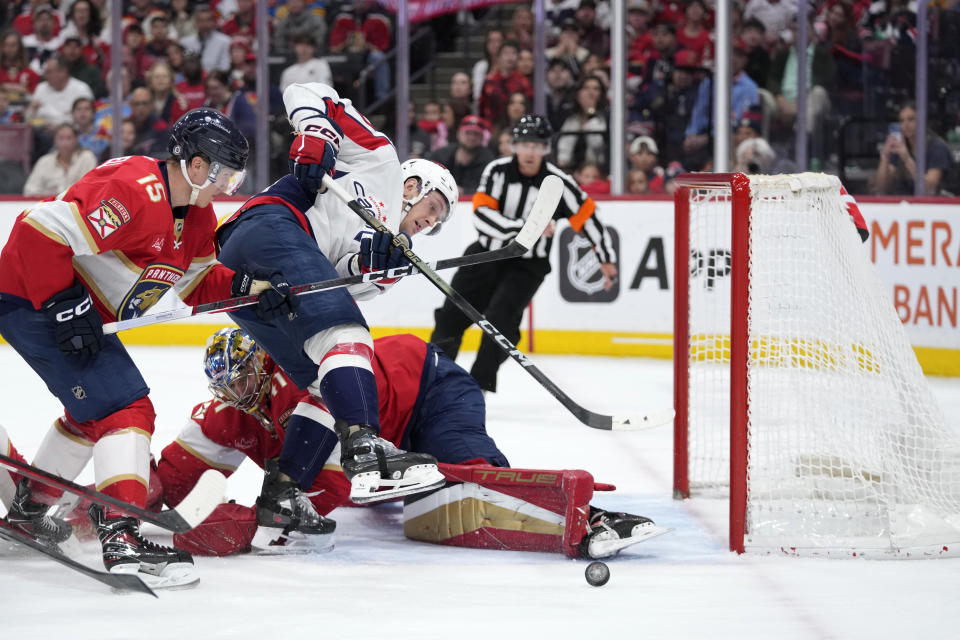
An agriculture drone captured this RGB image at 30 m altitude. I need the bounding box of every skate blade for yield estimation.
[349,467,446,505]
[589,525,673,559]
[110,561,200,590]
[251,526,334,555]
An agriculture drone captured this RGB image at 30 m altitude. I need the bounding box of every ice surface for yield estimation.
[1,345,958,639]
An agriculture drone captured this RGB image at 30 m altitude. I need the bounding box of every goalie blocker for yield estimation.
[171,462,669,559]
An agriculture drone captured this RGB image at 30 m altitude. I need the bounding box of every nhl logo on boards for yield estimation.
[72,385,86,400]
[558,227,619,303]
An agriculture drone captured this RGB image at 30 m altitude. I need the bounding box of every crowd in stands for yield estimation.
[0,0,958,197]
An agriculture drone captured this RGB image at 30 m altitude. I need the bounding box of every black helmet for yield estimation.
[168,108,249,172]
[511,114,552,144]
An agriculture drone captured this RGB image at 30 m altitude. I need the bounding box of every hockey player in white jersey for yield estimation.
[216,82,459,536]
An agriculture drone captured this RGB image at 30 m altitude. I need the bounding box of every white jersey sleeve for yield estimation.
[283,82,404,299]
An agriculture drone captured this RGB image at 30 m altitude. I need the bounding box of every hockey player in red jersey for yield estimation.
[0,109,297,589]
[214,82,461,539]
[156,329,668,559]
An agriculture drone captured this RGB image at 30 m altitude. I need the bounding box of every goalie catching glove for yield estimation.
[231,264,300,321]
[42,282,104,357]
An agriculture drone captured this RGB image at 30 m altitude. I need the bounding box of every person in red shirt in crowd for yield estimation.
[627,0,654,67]
[122,23,151,83]
[220,0,258,38]
[677,0,713,66]
[478,40,533,128]
[328,0,392,100]
[13,0,62,38]
[574,161,611,196]
[175,51,207,111]
[0,30,41,102]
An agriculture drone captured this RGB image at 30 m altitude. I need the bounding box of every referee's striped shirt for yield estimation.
[471,156,616,264]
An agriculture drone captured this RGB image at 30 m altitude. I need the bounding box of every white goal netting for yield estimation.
[683,173,960,557]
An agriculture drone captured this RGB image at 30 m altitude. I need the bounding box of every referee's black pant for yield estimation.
[430,242,551,393]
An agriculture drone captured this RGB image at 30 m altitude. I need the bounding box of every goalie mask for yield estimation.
[400,159,458,236]
[203,328,269,412]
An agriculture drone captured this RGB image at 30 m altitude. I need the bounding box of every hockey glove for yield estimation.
[231,264,300,321]
[42,282,105,357]
[358,231,412,273]
[289,123,343,197]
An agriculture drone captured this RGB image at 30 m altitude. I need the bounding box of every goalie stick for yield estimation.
[0,452,226,533]
[0,518,156,596]
[102,212,549,335]
[323,174,673,431]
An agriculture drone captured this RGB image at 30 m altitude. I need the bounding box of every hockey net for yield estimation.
[673,172,960,558]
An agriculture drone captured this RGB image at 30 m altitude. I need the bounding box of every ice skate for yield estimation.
[4,478,73,549]
[89,504,198,589]
[252,458,335,554]
[578,506,672,559]
[337,423,445,504]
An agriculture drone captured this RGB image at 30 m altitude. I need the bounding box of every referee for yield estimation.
[430,114,617,393]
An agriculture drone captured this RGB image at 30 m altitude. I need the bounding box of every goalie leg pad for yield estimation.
[403,463,594,557]
[173,502,258,557]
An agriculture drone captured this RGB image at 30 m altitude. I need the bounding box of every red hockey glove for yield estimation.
[289,122,343,196]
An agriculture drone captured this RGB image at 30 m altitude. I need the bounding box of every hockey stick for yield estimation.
[0,518,156,596]
[323,174,673,431]
[0,453,226,533]
[102,215,549,335]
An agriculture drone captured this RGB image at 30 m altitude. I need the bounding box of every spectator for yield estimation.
[684,40,758,170]
[640,23,680,94]
[677,0,713,66]
[146,60,188,124]
[123,23,153,83]
[546,18,589,80]
[546,57,575,131]
[628,135,665,193]
[176,51,207,111]
[441,100,471,145]
[27,55,93,129]
[735,136,795,174]
[574,161,610,196]
[418,101,448,151]
[23,5,62,74]
[478,41,533,127]
[71,96,108,159]
[119,117,137,155]
[504,91,530,131]
[227,36,251,90]
[471,29,503,107]
[127,86,168,157]
[407,101,432,159]
[169,0,197,40]
[626,0,654,67]
[627,168,650,194]
[124,0,154,24]
[494,128,513,157]
[13,0,62,38]
[556,74,608,171]
[22,122,97,196]
[740,18,770,89]
[167,41,187,82]
[743,0,798,46]
[574,0,610,58]
[580,53,610,90]
[821,1,864,114]
[220,0,257,39]
[0,88,22,123]
[517,48,535,83]
[0,30,41,102]
[429,114,496,195]
[59,0,107,69]
[203,69,255,140]
[875,102,953,195]
[506,7,535,52]
[328,0,392,101]
[448,71,473,119]
[279,32,333,91]
[144,10,173,63]
[732,105,764,153]
[546,0,580,43]
[60,35,104,98]
[273,0,327,57]
[180,3,232,73]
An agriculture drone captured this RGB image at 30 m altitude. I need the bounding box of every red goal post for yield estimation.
[672,172,960,558]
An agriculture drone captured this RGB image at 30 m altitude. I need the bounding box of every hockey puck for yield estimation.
[584,561,610,587]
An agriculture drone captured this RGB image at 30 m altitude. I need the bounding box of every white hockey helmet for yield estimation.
[400,159,458,236]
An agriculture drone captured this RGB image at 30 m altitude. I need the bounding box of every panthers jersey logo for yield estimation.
[118,263,185,320]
